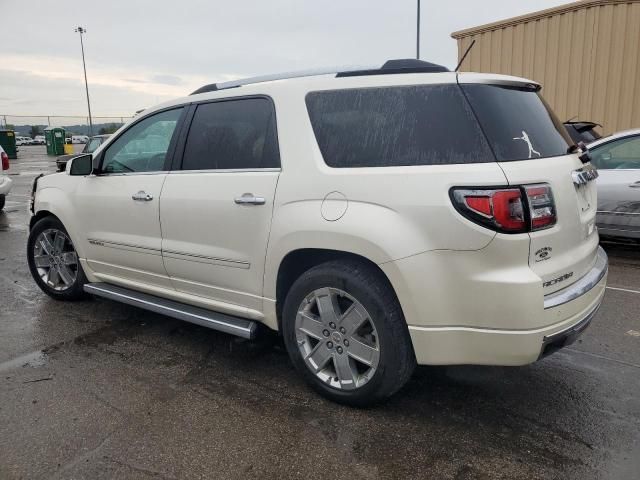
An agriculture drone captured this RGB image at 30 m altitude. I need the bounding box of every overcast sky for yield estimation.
[0,0,570,119]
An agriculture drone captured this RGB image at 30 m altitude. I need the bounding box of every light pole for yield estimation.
[416,0,421,59]
[75,26,93,136]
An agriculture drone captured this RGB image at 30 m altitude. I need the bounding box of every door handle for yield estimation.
[629,182,640,188]
[132,191,153,201]
[234,193,266,205]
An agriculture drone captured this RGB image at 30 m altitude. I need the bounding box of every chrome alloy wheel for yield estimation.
[295,287,380,390]
[32,228,78,291]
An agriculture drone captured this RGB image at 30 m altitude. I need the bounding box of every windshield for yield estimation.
[461,84,573,161]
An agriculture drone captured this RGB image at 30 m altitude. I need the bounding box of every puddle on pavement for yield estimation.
[0,350,48,373]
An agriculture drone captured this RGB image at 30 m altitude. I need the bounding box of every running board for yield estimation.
[84,283,258,339]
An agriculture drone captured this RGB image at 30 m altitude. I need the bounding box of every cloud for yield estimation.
[0,0,571,115]
[151,74,183,86]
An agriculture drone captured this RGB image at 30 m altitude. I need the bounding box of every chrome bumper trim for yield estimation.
[543,246,608,310]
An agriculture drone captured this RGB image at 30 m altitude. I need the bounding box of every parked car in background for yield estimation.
[72,135,90,144]
[589,129,640,240]
[16,136,33,146]
[564,121,602,144]
[28,61,607,405]
[56,134,112,171]
[33,136,46,145]
[0,145,12,211]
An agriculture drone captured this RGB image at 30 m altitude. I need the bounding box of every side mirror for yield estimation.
[68,154,93,176]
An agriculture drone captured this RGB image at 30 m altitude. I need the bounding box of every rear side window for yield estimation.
[306,85,493,168]
[461,84,572,161]
[181,98,279,170]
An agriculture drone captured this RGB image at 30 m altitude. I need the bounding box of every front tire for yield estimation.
[282,260,416,406]
[27,216,88,300]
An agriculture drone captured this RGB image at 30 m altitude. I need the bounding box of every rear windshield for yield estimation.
[461,84,573,161]
[305,85,494,168]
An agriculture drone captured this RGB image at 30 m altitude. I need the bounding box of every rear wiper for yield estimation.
[567,144,579,154]
[571,141,592,164]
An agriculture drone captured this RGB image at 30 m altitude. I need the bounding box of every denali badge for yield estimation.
[534,246,552,262]
[543,272,574,288]
[572,164,599,186]
[512,130,541,159]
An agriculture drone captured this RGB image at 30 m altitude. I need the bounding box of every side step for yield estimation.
[84,283,258,339]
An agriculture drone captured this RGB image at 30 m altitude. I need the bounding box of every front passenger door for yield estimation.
[74,107,184,289]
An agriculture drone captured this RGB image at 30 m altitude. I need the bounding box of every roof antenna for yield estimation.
[455,40,476,72]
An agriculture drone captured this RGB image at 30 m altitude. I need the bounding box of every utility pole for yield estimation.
[416,0,421,59]
[75,26,93,136]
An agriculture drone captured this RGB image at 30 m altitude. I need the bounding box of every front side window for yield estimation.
[181,98,280,170]
[306,85,493,168]
[101,108,182,173]
[590,136,640,170]
[461,84,572,161]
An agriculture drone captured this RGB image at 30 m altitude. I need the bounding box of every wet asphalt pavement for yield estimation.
[1,146,639,480]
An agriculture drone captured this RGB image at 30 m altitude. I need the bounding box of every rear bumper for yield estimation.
[0,176,13,195]
[538,302,600,359]
[398,247,608,366]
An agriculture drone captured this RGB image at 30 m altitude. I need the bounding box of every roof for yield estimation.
[587,128,640,148]
[451,0,640,39]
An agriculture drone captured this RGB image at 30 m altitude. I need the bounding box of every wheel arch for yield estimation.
[274,248,403,331]
[29,209,59,231]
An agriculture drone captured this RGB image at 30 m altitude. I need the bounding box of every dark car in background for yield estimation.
[564,121,602,144]
[56,134,111,171]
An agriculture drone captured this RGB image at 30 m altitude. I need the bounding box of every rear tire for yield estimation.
[0,194,5,211]
[27,216,88,301]
[282,259,416,406]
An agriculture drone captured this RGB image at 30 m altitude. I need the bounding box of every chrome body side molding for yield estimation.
[84,283,257,339]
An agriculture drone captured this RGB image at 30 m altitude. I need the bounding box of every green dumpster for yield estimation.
[0,129,17,159]
[44,127,66,156]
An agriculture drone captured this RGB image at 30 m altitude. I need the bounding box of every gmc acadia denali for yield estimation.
[27,60,607,405]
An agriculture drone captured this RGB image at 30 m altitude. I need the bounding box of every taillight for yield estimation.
[525,184,556,230]
[451,184,556,234]
[1,152,8,170]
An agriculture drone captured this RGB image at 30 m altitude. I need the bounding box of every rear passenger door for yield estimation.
[160,97,280,314]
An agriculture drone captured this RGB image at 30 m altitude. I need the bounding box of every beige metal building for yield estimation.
[452,0,640,135]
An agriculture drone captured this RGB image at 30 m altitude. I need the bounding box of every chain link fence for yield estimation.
[1,114,133,136]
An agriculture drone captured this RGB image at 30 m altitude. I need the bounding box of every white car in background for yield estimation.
[589,129,640,240]
[0,145,12,211]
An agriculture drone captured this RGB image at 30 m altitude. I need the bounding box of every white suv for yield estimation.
[27,60,607,405]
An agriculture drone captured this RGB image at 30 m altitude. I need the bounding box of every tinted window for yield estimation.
[102,109,182,173]
[181,98,279,170]
[462,84,572,161]
[590,136,640,170]
[306,85,493,168]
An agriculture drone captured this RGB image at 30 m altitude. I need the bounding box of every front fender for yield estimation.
[33,186,87,259]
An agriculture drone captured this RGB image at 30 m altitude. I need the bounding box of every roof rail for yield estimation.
[190,65,373,95]
[336,59,450,77]
[190,59,450,95]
